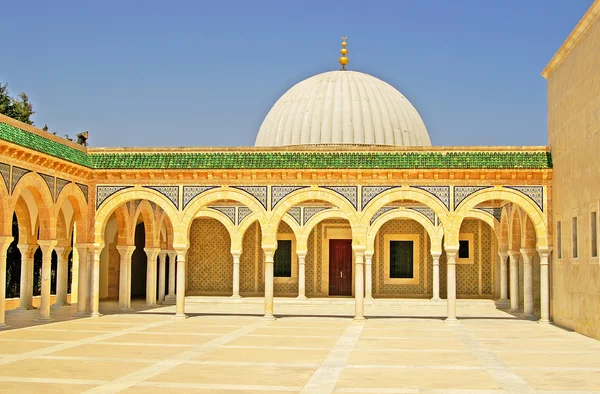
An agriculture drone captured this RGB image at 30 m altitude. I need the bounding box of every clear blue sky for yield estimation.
[1,1,593,147]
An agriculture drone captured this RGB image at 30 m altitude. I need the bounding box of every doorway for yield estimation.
[328,239,352,296]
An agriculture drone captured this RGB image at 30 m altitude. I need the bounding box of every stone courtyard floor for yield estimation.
[1,301,600,393]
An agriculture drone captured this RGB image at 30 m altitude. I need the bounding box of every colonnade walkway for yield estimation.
[1,301,600,393]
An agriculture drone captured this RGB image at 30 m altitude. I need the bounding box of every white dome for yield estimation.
[255,70,431,147]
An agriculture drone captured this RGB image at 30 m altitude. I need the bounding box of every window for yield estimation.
[456,233,475,264]
[591,212,597,258]
[557,221,562,259]
[572,217,578,259]
[390,241,414,279]
[274,239,292,277]
[458,240,470,259]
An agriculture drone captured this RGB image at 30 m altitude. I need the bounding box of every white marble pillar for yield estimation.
[75,244,90,316]
[538,248,552,323]
[116,245,135,311]
[431,251,442,301]
[166,250,176,301]
[0,237,14,328]
[445,246,459,322]
[521,248,536,316]
[91,246,103,318]
[158,251,167,303]
[17,244,35,310]
[499,250,509,301]
[37,240,57,321]
[231,250,241,298]
[353,246,365,321]
[174,247,188,319]
[508,250,520,312]
[263,247,275,320]
[364,251,373,300]
[53,246,71,307]
[144,247,160,306]
[297,250,307,299]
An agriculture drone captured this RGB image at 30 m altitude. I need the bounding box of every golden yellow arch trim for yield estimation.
[13,197,33,243]
[0,172,9,236]
[10,172,56,239]
[133,200,158,248]
[465,210,500,241]
[453,187,548,248]
[360,187,451,230]
[367,208,443,254]
[94,187,181,246]
[54,182,90,243]
[294,208,351,251]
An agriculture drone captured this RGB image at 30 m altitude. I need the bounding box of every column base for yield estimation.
[263,315,276,321]
[16,305,35,310]
[353,317,366,322]
[51,302,69,308]
[75,311,91,317]
[296,295,307,300]
[444,318,459,325]
[431,297,441,301]
[364,296,373,300]
[510,308,520,313]
[34,316,54,323]
[91,313,103,318]
[231,294,242,299]
[499,297,509,301]
[119,308,134,312]
[165,294,176,301]
[538,319,551,324]
[174,313,188,320]
[145,303,158,308]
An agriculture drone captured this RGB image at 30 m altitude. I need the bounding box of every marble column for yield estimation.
[364,251,373,300]
[91,246,103,318]
[144,247,160,307]
[174,247,188,319]
[231,250,242,298]
[538,248,552,323]
[116,245,135,311]
[75,244,90,316]
[0,236,14,329]
[521,248,536,316]
[353,246,366,321]
[445,246,459,322]
[37,240,57,321]
[499,249,509,301]
[166,250,176,301]
[508,250,520,312]
[297,250,307,299]
[53,246,71,307]
[263,247,275,320]
[431,251,442,301]
[17,244,36,310]
[158,250,167,303]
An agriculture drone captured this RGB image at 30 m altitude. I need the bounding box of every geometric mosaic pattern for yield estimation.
[477,207,503,222]
[11,166,30,193]
[39,173,55,200]
[144,185,179,209]
[370,206,397,225]
[303,206,331,225]
[56,178,70,201]
[286,206,302,225]
[0,162,8,192]
[321,186,358,210]
[76,183,89,202]
[237,206,253,225]
[209,206,236,225]
[96,185,133,209]
[271,186,307,209]
[506,186,544,211]
[182,186,217,209]
[233,186,268,210]
[407,206,436,225]
[412,186,450,210]
[453,186,491,210]
[361,186,395,210]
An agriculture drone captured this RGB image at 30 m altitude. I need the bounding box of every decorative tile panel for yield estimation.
[209,206,236,225]
[477,207,503,222]
[182,186,218,209]
[0,163,9,192]
[286,206,302,225]
[412,186,450,210]
[232,186,268,210]
[361,186,396,210]
[505,186,544,211]
[370,206,397,225]
[144,185,179,209]
[11,166,31,193]
[321,186,358,210]
[76,183,89,202]
[56,178,70,200]
[237,206,253,225]
[96,185,133,209]
[271,186,308,209]
[454,186,492,210]
[303,206,331,225]
[40,174,55,200]
[407,206,436,225]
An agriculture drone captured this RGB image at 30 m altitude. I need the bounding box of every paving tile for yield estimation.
[227,335,339,348]
[355,337,468,350]
[0,382,97,394]
[46,343,189,360]
[124,387,293,394]
[0,329,102,341]
[0,341,59,355]
[495,351,600,367]
[194,347,330,364]
[516,369,600,390]
[102,333,220,346]
[347,349,480,366]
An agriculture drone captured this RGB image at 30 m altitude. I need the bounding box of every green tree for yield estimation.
[0,82,35,124]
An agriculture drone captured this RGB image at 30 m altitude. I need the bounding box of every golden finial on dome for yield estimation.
[339,36,348,71]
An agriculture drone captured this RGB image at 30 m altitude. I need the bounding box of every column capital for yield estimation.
[536,246,553,256]
[37,239,58,253]
[172,244,189,253]
[231,249,242,258]
[53,246,72,258]
[116,244,136,257]
[74,242,94,251]
[508,250,521,260]
[17,243,37,258]
[431,250,442,259]
[158,250,168,260]
[498,250,509,260]
[444,245,460,258]
[144,247,161,259]
[364,250,374,259]
[0,236,13,251]
[296,250,307,259]
[520,248,536,259]
[352,244,366,255]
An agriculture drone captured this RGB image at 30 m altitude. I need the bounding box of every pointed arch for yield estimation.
[10,172,55,239]
[55,182,89,244]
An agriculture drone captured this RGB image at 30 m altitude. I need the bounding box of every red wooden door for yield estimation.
[329,239,353,296]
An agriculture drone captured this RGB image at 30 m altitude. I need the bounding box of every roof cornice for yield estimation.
[542,0,600,80]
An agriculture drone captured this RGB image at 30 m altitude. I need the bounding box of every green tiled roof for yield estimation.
[0,122,92,167]
[1,121,553,170]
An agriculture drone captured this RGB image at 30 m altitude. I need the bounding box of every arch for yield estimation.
[465,210,500,241]
[367,208,443,253]
[157,210,174,249]
[0,174,9,236]
[55,183,89,243]
[509,205,523,251]
[452,187,549,248]
[521,213,537,250]
[13,197,34,244]
[193,208,237,239]
[10,172,55,239]
[94,188,180,246]
[133,200,158,248]
[498,206,510,247]
[360,187,452,230]
[281,214,302,241]
[295,208,350,249]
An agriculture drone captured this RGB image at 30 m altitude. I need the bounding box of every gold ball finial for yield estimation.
[339,36,348,70]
